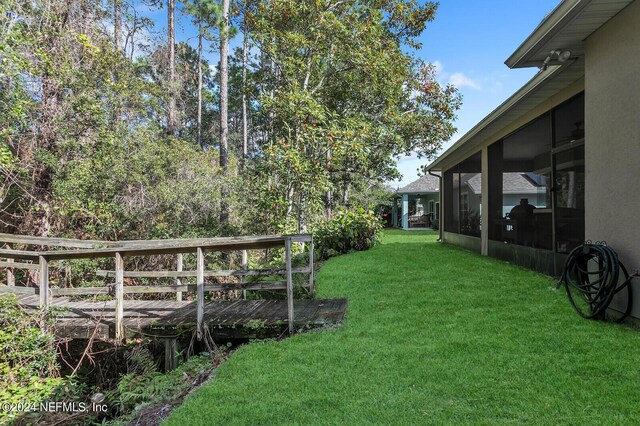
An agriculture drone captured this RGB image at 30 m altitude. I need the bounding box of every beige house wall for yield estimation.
[585,0,640,317]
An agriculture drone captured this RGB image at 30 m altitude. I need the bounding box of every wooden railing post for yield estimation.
[196,247,205,340]
[38,256,49,308]
[6,243,15,287]
[308,237,315,296]
[7,258,14,287]
[164,339,179,371]
[176,253,183,302]
[241,249,248,300]
[285,237,294,335]
[114,252,124,340]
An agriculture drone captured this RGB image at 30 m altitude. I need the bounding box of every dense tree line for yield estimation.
[0,0,460,241]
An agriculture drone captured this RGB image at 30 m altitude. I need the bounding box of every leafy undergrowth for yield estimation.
[105,353,218,426]
[166,230,640,425]
[0,295,70,425]
[7,337,223,426]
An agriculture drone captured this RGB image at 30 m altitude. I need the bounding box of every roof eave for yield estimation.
[426,64,564,172]
[505,0,588,68]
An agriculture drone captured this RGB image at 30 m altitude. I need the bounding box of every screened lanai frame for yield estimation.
[442,92,585,274]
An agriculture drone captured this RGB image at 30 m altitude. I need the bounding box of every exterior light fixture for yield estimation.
[540,49,572,70]
[557,50,571,62]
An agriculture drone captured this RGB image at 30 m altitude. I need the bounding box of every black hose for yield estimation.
[559,242,636,322]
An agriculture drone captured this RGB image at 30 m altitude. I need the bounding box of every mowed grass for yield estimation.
[166,230,640,425]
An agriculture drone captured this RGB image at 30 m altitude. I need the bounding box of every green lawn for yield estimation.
[166,230,640,425]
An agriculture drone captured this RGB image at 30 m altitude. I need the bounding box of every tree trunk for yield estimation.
[167,0,177,135]
[326,147,332,218]
[241,0,248,166]
[220,0,230,223]
[113,0,122,50]
[197,21,203,148]
[112,0,122,129]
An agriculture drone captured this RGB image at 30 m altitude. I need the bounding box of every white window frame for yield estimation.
[461,192,469,216]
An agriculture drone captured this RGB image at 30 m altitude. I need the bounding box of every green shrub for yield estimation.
[314,207,383,259]
[0,295,67,423]
[108,351,217,422]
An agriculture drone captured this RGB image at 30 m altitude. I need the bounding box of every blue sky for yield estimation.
[135,0,561,187]
[391,0,560,188]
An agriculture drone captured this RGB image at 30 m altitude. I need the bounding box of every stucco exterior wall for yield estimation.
[585,0,640,318]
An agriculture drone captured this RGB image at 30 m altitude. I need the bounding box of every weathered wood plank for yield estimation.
[17,294,42,304]
[112,234,310,248]
[241,249,248,300]
[176,253,183,302]
[0,232,117,249]
[286,234,313,243]
[0,285,36,295]
[164,339,179,371]
[4,243,14,286]
[114,252,124,340]
[0,233,307,251]
[196,247,204,340]
[0,260,39,271]
[309,238,315,296]
[285,237,294,335]
[55,322,111,340]
[0,249,40,260]
[122,285,192,294]
[51,286,110,296]
[95,267,311,278]
[49,280,308,297]
[0,234,311,261]
[32,298,346,339]
[39,256,49,308]
[122,281,293,294]
[112,235,279,247]
[5,246,15,286]
[39,235,294,260]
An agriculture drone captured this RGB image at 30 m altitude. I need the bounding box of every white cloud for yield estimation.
[432,60,444,77]
[431,60,482,91]
[448,72,481,90]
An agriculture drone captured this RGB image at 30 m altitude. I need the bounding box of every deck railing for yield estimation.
[0,233,314,340]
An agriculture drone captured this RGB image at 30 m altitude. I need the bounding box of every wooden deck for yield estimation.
[1,232,347,345]
[18,295,347,340]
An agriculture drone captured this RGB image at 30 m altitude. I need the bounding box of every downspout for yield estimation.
[428,169,443,242]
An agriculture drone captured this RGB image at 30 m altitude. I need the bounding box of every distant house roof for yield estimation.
[397,174,440,194]
[464,172,543,195]
[465,174,482,194]
[503,173,543,194]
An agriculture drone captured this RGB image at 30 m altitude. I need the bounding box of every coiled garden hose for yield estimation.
[559,242,637,322]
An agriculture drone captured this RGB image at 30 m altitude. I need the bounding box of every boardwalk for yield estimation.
[18,295,347,340]
[2,232,349,346]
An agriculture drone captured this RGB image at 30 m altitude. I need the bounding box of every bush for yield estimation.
[0,295,68,423]
[314,207,383,259]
